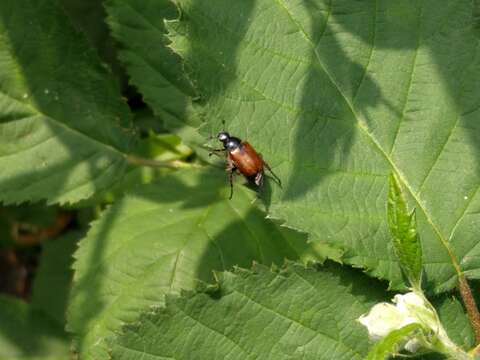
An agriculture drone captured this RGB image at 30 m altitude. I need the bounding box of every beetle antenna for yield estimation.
[267,173,282,187]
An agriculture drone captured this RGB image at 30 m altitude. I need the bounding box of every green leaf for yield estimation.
[366,323,423,360]
[108,278,474,360]
[109,263,387,360]
[67,168,325,360]
[434,296,475,350]
[0,0,136,204]
[105,0,204,147]
[144,0,479,293]
[473,0,480,39]
[0,296,71,360]
[388,173,422,289]
[31,231,80,325]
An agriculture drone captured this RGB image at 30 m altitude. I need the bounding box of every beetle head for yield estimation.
[217,131,230,143]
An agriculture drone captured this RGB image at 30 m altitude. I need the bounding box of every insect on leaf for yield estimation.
[153,0,480,293]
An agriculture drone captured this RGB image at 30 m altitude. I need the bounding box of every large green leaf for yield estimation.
[108,263,474,360]
[67,168,325,360]
[0,0,136,204]
[109,263,382,360]
[109,0,480,292]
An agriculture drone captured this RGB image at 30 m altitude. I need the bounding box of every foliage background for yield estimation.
[0,0,479,359]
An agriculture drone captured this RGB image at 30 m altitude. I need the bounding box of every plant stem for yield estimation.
[126,155,202,169]
[458,274,480,344]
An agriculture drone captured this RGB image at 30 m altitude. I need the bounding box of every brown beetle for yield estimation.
[211,131,281,199]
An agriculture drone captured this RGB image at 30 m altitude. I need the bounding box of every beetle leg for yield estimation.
[228,167,237,200]
[226,158,237,199]
[262,161,282,187]
[254,172,264,187]
[226,157,235,171]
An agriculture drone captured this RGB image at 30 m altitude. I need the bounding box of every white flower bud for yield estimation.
[358,302,417,341]
[358,291,470,359]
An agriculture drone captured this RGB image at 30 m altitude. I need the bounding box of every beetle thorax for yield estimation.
[217,131,241,151]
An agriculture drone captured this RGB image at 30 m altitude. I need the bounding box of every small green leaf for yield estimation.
[68,168,325,360]
[388,173,422,289]
[109,263,388,360]
[366,323,423,360]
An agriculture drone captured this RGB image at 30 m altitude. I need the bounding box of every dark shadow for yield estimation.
[67,203,120,359]
[175,0,256,109]
[284,0,408,200]
[310,0,480,195]
[0,230,79,358]
[0,295,70,358]
[61,0,128,90]
[170,0,261,159]
[195,204,315,285]
[127,167,227,209]
[283,0,357,200]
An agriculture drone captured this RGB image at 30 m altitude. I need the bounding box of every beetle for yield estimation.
[210,131,281,199]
